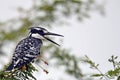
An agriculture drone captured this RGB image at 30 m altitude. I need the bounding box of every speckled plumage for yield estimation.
[6,36,42,71]
[6,27,63,71]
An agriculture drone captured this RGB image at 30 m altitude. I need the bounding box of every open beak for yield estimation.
[42,32,64,46]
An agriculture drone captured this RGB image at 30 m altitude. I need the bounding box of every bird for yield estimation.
[6,27,63,71]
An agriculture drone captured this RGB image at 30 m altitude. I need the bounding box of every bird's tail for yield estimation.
[6,62,14,71]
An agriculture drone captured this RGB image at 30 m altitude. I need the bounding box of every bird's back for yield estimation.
[6,37,42,71]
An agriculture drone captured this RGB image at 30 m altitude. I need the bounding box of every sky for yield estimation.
[53,0,120,73]
[0,0,120,80]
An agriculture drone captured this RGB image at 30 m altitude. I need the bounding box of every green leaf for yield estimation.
[107,68,120,77]
[91,74,102,77]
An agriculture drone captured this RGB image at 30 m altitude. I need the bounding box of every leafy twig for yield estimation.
[0,63,37,80]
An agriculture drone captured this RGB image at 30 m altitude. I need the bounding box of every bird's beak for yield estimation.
[42,32,64,46]
[44,32,64,37]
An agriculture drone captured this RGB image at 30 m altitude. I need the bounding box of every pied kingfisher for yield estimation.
[6,27,63,71]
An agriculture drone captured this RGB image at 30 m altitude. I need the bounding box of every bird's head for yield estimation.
[29,27,63,46]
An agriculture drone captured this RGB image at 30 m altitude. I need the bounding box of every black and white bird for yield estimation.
[6,27,63,71]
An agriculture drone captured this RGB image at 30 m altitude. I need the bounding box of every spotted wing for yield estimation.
[6,37,42,71]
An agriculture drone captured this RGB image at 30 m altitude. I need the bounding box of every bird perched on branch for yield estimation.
[6,27,63,71]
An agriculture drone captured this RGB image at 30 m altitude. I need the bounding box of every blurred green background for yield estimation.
[0,0,119,80]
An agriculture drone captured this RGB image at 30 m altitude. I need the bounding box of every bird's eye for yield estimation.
[39,30,44,33]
